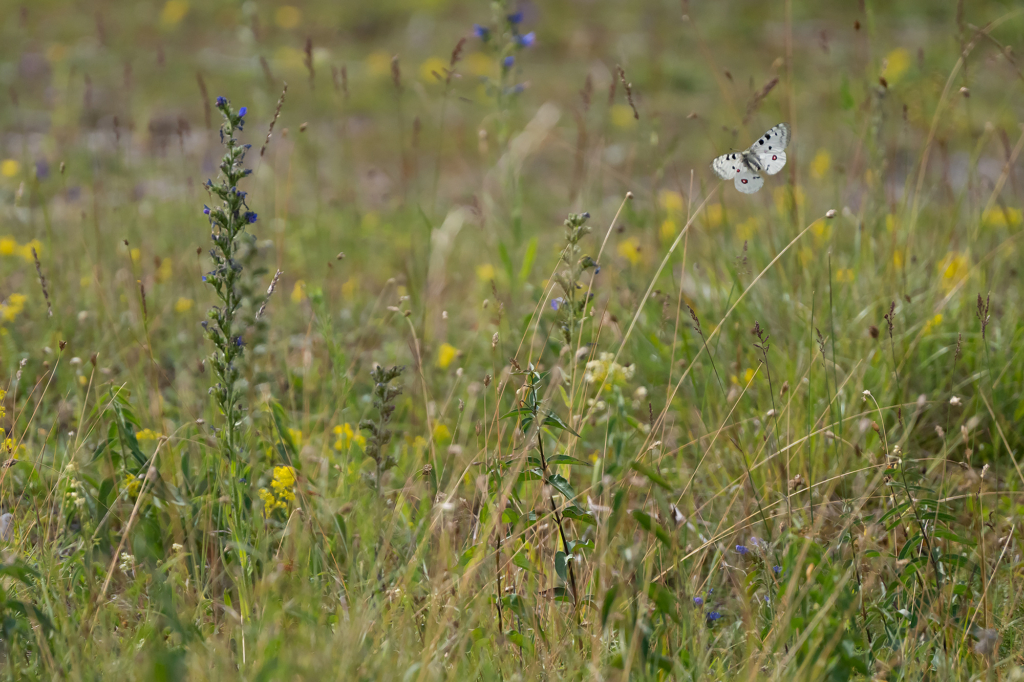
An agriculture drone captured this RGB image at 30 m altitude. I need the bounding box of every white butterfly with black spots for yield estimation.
[710,123,790,194]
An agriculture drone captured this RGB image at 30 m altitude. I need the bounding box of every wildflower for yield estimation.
[244,211,257,224]
[693,596,703,606]
[550,297,564,311]
[473,24,489,40]
[507,11,523,24]
[436,342,459,369]
[238,106,247,118]
[583,352,635,388]
[118,552,135,574]
[736,545,749,555]
[333,423,366,450]
[203,205,211,215]
[171,543,184,552]
[773,565,782,575]
[135,428,163,441]
[707,611,722,622]
[215,96,227,107]
[234,336,244,347]
[950,396,961,406]
[503,55,515,70]
[516,32,535,48]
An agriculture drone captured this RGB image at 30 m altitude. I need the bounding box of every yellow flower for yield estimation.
[419,57,448,84]
[476,263,496,282]
[366,51,392,78]
[159,0,189,27]
[291,280,307,303]
[156,257,172,283]
[835,268,855,283]
[123,474,142,498]
[923,313,943,334]
[437,342,459,369]
[130,248,141,264]
[0,237,15,256]
[19,240,42,263]
[703,204,723,228]
[893,249,904,269]
[811,219,832,244]
[659,219,676,243]
[174,297,194,314]
[584,352,635,387]
[287,428,303,449]
[432,423,451,443]
[617,236,642,265]
[258,488,284,514]
[275,5,301,28]
[981,207,1022,227]
[136,428,163,441]
[333,423,366,450]
[465,53,493,77]
[610,104,637,129]
[271,466,296,496]
[810,149,831,180]
[937,252,968,292]
[882,48,911,84]
[0,293,26,322]
[1,160,20,178]
[658,190,684,215]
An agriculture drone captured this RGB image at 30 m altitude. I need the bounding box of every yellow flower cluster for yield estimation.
[584,352,635,388]
[333,423,366,451]
[259,466,296,515]
[123,473,142,498]
[136,428,163,441]
[0,236,43,263]
[0,293,26,322]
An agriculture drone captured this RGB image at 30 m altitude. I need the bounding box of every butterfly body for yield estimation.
[711,123,790,194]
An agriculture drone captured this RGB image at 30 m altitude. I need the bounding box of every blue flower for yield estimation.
[473,24,489,40]
[238,106,247,118]
[773,565,782,575]
[507,11,523,24]
[693,596,703,607]
[234,336,245,347]
[707,611,722,622]
[516,32,535,48]
[736,545,749,555]
[551,297,564,311]
[216,96,227,107]
[245,211,258,224]
[503,55,515,69]
[203,205,211,215]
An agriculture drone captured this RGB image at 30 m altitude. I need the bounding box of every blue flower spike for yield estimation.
[517,32,535,48]
[736,545,749,555]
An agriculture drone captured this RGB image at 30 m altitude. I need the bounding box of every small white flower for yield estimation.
[825,209,836,219]
[950,396,961,406]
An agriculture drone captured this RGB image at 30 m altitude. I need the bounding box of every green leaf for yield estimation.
[499,407,534,421]
[897,533,923,561]
[601,584,620,627]
[648,582,680,623]
[547,454,591,467]
[561,505,596,526]
[877,502,910,527]
[554,551,567,581]
[631,510,673,547]
[547,474,576,501]
[839,75,854,110]
[501,507,520,525]
[932,528,974,546]
[458,544,482,569]
[542,412,580,437]
[558,384,572,409]
[630,461,672,491]
[498,241,514,283]
[512,552,538,574]
[519,236,538,283]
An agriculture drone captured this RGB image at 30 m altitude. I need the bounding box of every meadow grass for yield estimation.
[0,0,1023,679]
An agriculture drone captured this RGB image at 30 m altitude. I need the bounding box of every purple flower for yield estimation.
[245,211,258,224]
[234,336,245,347]
[216,96,227,107]
[503,55,515,69]
[238,107,247,118]
[736,545,748,555]
[473,24,489,40]
[707,611,722,622]
[693,596,703,607]
[773,565,782,575]
[516,32,535,48]
[507,11,523,24]
[203,205,211,215]
[551,297,564,311]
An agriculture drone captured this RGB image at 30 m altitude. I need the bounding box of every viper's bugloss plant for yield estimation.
[202,96,256,458]
[360,365,405,495]
[552,211,598,347]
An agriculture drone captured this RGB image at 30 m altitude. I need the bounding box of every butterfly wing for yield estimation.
[711,153,743,180]
[750,122,790,152]
[756,149,787,175]
[734,168,764,194]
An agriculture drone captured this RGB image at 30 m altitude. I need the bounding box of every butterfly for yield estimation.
[710,123,790,194]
